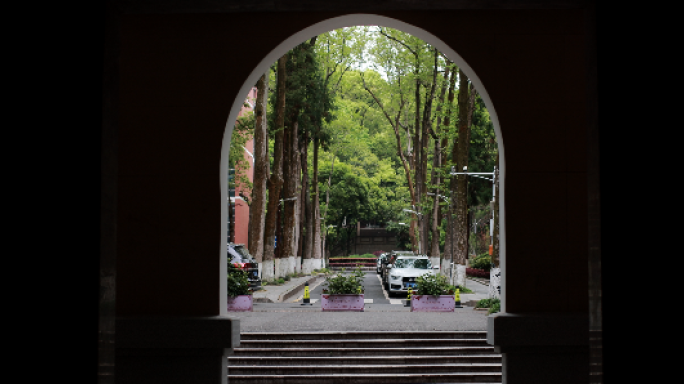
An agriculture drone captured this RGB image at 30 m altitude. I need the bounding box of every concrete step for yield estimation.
[229,363,502,375]
[229,331,501,383]
[229,355,503,366]
[232,346,497,357]
[227,372,502,384]
[238,338,490,349]
[240,331,487,340]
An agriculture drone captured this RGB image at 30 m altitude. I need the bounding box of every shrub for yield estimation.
[227,268,251,297]
[470,254,492,271]
[276,277,285,285]
[361,253,375,259]
[323,266,366,294]
[476,298,496,308]
[416,273,456,296]
[466,268,490,278]
[488,300,501,315]
[284,275,291,281]
[475,297,501,315]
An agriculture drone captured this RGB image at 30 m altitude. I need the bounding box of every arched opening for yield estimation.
[219,14,506,315]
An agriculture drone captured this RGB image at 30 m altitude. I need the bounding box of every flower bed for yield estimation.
[320,294,364,312]
[328,262,376,268]
[410,294,455,312]
[227,294,253,312]
[328,258,377,267]
[466,267,490,278]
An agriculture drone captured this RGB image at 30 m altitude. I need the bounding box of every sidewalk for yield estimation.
[460,277,491,307]
[252,274,326,303]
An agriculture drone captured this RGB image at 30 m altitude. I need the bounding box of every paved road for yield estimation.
[229,271,492,332]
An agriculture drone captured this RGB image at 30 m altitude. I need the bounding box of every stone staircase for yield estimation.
[228,331,502,383]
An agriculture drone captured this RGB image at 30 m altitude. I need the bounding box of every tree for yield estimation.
[262,53,287,281]
[248,72,269,264]
[452,68,477,275]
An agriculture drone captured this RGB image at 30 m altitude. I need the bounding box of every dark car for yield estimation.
[376,253,387,274]
[228,243,261,290]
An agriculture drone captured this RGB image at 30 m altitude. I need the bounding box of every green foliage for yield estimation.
[276,277,285,285]
[323,266,366,294]
[227,268,251,298]
[475,297,501,314]
[230,111,255,195]
[415,273,456,296]
[470,254,492,271]
[458,286,474,294]
[488,300,501,315]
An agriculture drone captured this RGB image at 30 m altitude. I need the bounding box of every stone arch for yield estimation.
[219,14,507,314]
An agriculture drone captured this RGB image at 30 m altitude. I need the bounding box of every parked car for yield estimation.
[376,253,387,274]
[228,243,261,291]
[381,250,414,287]
[386,255,438,296]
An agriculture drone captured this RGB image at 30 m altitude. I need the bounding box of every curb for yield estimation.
[278,275,323,303]
[466,277,490,286]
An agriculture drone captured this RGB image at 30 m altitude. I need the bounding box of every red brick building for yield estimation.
[231,86,257,246]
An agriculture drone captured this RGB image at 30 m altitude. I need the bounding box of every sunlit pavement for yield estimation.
[230,273,492,332]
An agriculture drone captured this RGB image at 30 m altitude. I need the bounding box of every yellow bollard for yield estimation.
[405,287,413,307]
[454,288,462,308]
[301,282,312,305]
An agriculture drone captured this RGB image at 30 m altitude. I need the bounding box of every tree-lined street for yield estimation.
[230,26,500,288]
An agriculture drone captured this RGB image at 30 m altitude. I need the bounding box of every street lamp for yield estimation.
[242,146,254,163]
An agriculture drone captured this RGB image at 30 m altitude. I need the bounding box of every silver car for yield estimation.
[386,255,437,296]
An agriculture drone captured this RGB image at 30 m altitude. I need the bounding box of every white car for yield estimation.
[386,255,437,296]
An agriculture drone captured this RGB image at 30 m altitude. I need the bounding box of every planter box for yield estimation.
[227,294,253,312]
[410,294,455,312]
[320,294,364,312]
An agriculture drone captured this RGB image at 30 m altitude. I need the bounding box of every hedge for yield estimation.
[466,268,490,278]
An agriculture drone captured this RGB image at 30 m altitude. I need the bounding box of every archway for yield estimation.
[219,14,507,315]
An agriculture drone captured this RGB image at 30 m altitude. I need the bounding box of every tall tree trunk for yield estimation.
[263,54,287,281]
[248,72,269,265]
[300,127,310,268]
[430,62,451,263]
[282,116,300,276]
[305,132,320,273]
[454,69,478,267]
[443,62,457,278]
[311,134,323,271]
[420,48,438,256]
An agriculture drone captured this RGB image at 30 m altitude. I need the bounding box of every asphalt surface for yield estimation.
[231,271,492,332]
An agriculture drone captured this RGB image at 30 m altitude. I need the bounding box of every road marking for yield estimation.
[377,274,390,300]
[364,299,373,303]
[389,299,403,305]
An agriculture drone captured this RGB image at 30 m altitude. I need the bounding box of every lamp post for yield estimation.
[450,165,498,263]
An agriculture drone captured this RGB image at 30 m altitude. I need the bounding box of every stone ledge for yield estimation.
[116,316,240,349]
[279,276,323,302]
[487,312,589,349]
